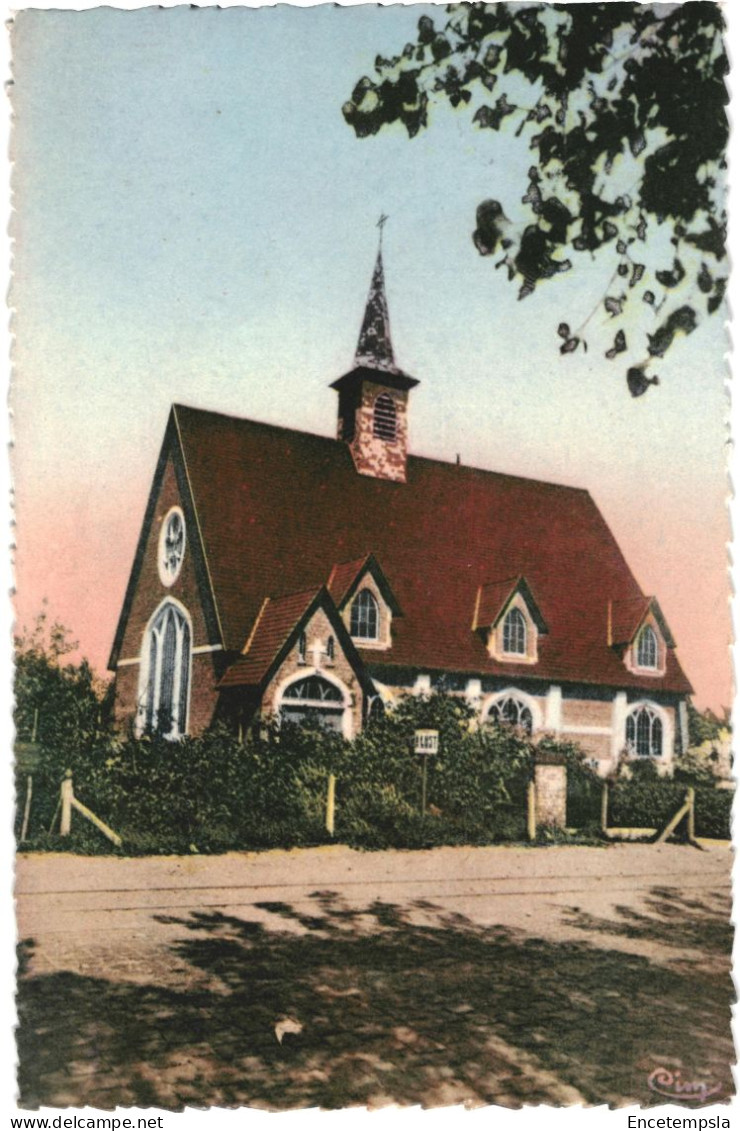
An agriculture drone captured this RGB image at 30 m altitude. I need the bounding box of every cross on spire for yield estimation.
[354,220,397,373]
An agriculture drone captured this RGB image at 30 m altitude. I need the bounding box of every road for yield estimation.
[16,841,733,1110]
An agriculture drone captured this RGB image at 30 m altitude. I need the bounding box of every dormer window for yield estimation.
[351,588,379,640]
[502,607,526,656]
[636,625,658,670]
[373,393,397,441]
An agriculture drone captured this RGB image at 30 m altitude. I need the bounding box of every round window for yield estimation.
[159,507,186,586]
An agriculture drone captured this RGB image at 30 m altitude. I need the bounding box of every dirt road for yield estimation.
[16,842,733,1110]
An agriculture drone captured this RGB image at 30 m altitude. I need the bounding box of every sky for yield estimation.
[9,3,732,712]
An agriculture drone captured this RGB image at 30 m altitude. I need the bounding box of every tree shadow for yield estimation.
[562,885,733,968]
[17,888,734,1111]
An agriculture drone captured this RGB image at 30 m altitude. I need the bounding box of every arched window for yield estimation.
[636,625,658,669]
[350,588,379,640]
[502,607,526,655]
[626,704,663,758]
[373,393,397,441]
[139,601,191,738]
[486,695,533,734]
[281,675,345,732]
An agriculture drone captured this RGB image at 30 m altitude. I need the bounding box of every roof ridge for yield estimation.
[173,403,591,496]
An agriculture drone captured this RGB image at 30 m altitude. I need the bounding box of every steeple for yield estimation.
[331,224,420,484]
[354,246,398,374]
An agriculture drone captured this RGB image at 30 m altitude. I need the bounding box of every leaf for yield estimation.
[698,263,713,294]
[605,330,627,359]
[643,291,655,306]
[647,305,697,358]
[616,240,627,254]
[629,132,646,157]
[618,264,629,277]
[604,296,625,317]
[635,216,647,242]
[655,258,685,288]
[630,263,645,288]
[627,366,660,398]
[557,322,570,340]
[560,337,580,354]
[474,93,517,131]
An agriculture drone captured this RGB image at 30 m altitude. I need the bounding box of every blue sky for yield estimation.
[10,4,731,710]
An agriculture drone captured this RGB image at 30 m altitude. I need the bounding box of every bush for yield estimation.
[608,776,732,840]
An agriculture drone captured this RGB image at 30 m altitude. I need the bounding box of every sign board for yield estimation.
[414,728,439,755]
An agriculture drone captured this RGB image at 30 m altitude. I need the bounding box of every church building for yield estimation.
[109,246,692,773]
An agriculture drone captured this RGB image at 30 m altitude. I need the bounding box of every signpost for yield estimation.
[414,728,439,817]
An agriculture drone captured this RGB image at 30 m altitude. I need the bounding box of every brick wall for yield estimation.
[113,456,221,734]
[349,380,409,483]
[262,606,365,736]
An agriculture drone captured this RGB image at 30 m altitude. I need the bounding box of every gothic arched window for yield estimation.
[626,704,663,758]
[487,695,533,735]
[350,588,379,640]
[502,607,527,656]
[140,601,191,738]
[280,675,345,733]
[636,625,658,669]
[373,393,397,441]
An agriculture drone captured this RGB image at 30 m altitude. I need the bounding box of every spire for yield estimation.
[354,220,398,374]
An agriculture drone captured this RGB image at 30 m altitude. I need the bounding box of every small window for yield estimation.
[326,635,335,661]
[502,607,526,655]
[350,588,379,640]
[298,632,307,662]
[636,625,658,669]
[626,704,663,757]
[373,393,397,441]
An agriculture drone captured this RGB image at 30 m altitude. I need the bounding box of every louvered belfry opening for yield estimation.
[373,393,397,441]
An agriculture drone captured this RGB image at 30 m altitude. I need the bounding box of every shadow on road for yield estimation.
[17,887,734,1110]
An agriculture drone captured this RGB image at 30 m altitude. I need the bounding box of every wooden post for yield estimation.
[70,797,122,847]
[687,787,695,842]
[326,774,336,837]
[60,771,73,836]
[527,780,536,841]
[600,780,609,834]
[20,775,33,842]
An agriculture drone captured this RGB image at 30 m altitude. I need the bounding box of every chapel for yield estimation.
[109,244,692,772]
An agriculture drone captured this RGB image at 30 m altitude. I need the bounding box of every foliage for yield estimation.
[687,700,729,746]
[608,774,731,840]
[343,3,728,393]
[14,606,111,766]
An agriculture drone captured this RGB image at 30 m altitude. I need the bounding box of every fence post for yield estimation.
[687,786,695,842]
[60,770,74,836]
[600,780,609,834]
[20,775,33,842]
[527,780,536,841]
[326,773,336,837]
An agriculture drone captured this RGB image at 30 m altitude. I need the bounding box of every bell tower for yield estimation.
[331,223,419,484]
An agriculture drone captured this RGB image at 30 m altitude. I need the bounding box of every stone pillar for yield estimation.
[610,691,628,764]
[544,684,562,734]
[534,752,567,829]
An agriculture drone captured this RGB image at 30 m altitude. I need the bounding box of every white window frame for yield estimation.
[624,700,670,760]
[136,598,192,738]
[481,688,543,734]
[158,506,186,587]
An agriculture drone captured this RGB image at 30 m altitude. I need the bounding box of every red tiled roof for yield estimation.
[219,588,320,688]
[327,556,370,605]
[171,404,691,695]
[610,596,651,646]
